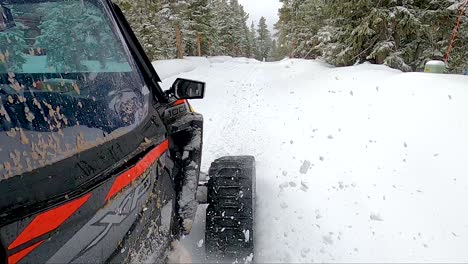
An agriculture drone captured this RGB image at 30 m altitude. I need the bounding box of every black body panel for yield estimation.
[0,106,167,227]
[0,150,174,263]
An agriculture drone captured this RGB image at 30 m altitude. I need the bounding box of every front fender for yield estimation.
[163,100,203,234]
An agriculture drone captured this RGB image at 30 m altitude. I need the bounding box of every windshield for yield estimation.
[0,0,149,180]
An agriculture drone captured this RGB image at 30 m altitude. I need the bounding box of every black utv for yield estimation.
[0,0,255,263]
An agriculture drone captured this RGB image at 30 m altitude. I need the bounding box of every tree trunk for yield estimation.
[197,32,202,57]
[176,24,183,59]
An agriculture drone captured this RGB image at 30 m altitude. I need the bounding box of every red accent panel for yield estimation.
[172,99,186,106]
[8,240,44,264]
[105,140,169,201]
[8,194,91,250]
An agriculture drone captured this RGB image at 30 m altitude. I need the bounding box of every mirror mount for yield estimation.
[165,86,175,97]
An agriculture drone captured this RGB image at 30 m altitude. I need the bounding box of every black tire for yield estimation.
[205,156,256,263]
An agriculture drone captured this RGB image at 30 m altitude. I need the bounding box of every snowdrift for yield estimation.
[152,56,239,80]
[207,56,233,63]
[231,57,260,64]
[151,59,196,80]
[184,56,211,68]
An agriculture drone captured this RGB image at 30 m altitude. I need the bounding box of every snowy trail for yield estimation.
[161,58,468,263]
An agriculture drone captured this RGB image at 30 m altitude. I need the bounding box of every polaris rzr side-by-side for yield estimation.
[0,1,255,263]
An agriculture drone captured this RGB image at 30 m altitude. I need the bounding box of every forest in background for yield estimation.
[114,0,276,61]
[116,0,468,73]
[275,0,468,73]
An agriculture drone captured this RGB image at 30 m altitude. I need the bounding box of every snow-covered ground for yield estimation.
[155,57,468,263]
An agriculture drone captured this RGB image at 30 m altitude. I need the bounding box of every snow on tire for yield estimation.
[205,156,256,263]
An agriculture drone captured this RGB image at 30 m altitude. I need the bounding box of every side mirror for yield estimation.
[172,78,205,99]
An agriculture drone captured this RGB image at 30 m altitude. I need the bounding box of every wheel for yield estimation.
[205,156,256,263]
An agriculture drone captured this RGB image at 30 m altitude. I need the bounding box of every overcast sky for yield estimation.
[238,0,282,32]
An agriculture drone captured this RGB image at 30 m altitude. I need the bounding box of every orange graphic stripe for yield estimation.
[105,140,169,201]
[8,240,44,264]
[8,194,91,250]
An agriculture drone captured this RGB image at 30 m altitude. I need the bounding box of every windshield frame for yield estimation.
[107,0,167,102]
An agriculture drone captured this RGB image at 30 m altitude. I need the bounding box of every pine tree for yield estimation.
[229,0,244,56]
[256,16,272,61]
[207,0,224,55]
[115,0,176,60]
[36,2,123,71]
[295,0,326,58]
[184,0,214,56]
[156,0,178,59]
[231,0,248,57]
[249,22,258,59]
[274,0,293,58]
[236,4,250,57]
[212,0,233,56]
[270,39,280,60]
[0,23,27,72]
[244,21,253,58]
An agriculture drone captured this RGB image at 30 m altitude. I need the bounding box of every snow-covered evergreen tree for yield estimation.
[274,0,293,58]
[270,39,280,60]
[0,21,27,72]
[289,0,324,58]
[36,2,123,71]
[275,0,467,73]
[114,0,176,60]
[256,16,273,61]
[250,22,259,59]
[184,0,215,56]
[229,1,249,56]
